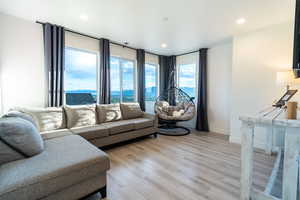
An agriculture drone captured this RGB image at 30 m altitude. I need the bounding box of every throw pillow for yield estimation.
[97,104,122,123]
[3,111,38,127]
[0,140,24,165]
[14,107,66,132]
[0,117,44,158]
[120,103,143,119]
[64,105,96,128]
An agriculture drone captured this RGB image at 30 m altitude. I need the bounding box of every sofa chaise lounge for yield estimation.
[0,102,157,200]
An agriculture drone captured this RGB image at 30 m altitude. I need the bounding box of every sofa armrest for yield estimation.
[142,112,158,128]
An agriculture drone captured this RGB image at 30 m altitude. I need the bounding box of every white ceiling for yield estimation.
[0,0,296,55]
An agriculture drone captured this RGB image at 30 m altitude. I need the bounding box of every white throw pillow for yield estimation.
[14,107,66,132]
[64,105,96,128]
[97,104,122,123]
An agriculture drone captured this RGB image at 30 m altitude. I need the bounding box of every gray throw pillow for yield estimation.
[3,111,38,127]
[0,140,24,165]
[0,117,44,157]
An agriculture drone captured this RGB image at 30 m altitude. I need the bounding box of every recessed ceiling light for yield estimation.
[163,17,169,21]
[161,43,167,48]
[80,14,89,21]
[236,18,246,25]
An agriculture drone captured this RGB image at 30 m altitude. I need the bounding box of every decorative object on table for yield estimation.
[259,70,300,117]
[272,89,298,108]
[286,101,298,119]
[154,71,196,136]
[258,89,298,119]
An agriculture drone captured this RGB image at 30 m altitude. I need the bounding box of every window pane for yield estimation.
[110,57,121,103]
[178,64,196,98]
[65,48,97,105]
[110,57,136,103]
[122,60,135,102]
[145,63,158,113]
[145,64,157,101]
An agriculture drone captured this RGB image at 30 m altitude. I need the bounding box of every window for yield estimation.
[110,57,136,103]
[145,63,159,113]
[145,63,159,101]
[65,47,98,105]
[177,63,197,98]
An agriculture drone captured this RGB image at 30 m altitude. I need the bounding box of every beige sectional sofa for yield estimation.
[0,102,157,200]
[33,103,158,147]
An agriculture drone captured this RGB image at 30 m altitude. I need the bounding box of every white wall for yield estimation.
[0,13,45,113]
[207,42,232,135]
[230,22,294,148]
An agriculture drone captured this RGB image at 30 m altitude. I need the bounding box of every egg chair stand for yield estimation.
[158,119,191,136]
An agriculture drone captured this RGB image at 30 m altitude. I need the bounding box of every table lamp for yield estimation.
[276,70,300,91]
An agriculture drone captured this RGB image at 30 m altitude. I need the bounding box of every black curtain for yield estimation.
[159,55,176,105]
[137,49,145,111]
[196,48,209,131]
[159,56,176,93]
[159,56,168,96]
[167,56,176,105]
[99,38,111,104]
[43,23,65,107]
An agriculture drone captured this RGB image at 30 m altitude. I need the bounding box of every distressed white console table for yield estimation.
[240,113,300,200]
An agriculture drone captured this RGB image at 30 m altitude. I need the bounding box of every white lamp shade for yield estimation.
[276,71,300,86]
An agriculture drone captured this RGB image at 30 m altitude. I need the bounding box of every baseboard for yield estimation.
[209,127,230,135]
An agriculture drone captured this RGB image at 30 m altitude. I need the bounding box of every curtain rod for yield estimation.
[36,21,161,57]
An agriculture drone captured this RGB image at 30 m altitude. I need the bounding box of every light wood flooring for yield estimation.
[102,131,275,200]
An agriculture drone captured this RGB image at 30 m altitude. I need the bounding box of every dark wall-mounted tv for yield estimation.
[293,0,300,78]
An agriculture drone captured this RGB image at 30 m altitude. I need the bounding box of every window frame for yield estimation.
[110,56,137,103]
[64,46,99,105]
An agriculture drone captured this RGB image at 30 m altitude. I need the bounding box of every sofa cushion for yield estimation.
[0,117,44,158]
[102,120,135,135]
[40,129,73,140]
[14,107,66,132]
[97,104,122,123]
[0,135,110,200]
[70,125,109,140]
[0,141,24,165]
[131,118,154,130]
[120,103,143,119]
[64,105,96,128]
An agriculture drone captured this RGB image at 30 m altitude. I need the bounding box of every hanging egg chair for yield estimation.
[154,85,196,136]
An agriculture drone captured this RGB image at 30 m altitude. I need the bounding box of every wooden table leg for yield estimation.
[241,121,254,200]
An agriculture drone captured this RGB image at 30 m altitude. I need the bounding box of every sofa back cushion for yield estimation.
[97,104,122,123]
[0,117,44,162]
[13,107,66,132]
[64,105,96,128]
[120,103,143,119]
